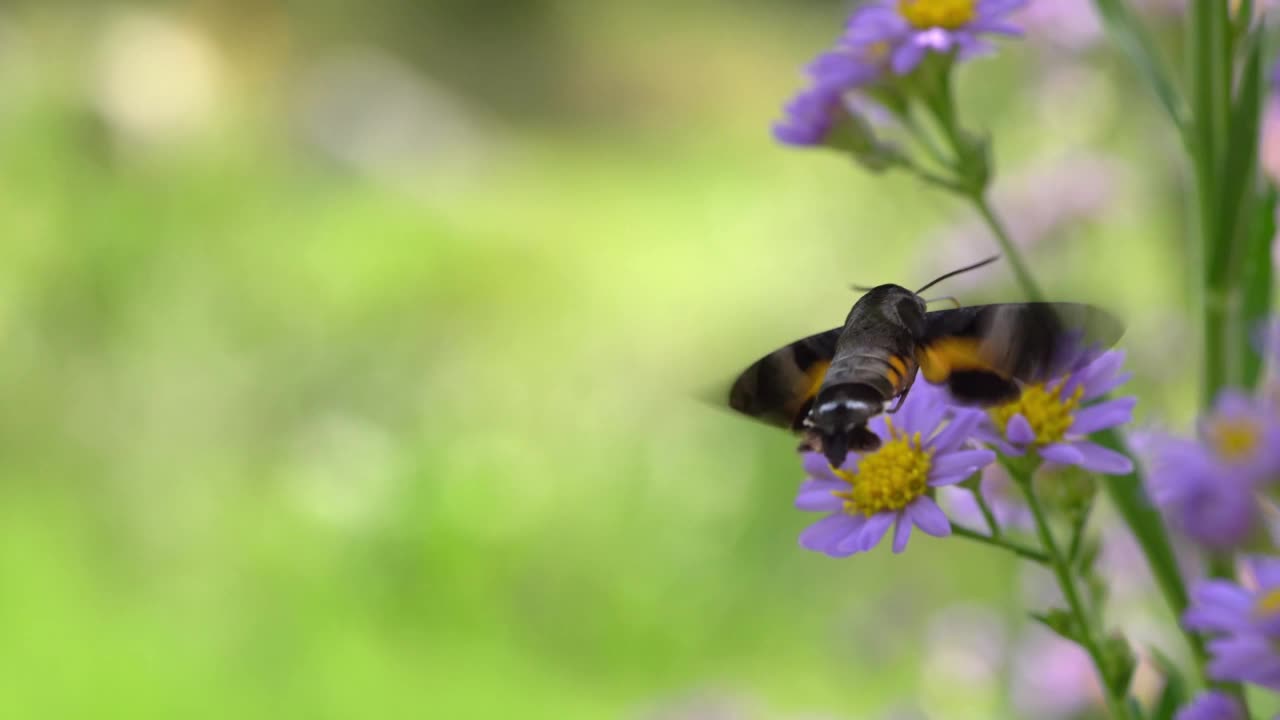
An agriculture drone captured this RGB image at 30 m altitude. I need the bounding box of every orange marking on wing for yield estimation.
[917,337,992,384]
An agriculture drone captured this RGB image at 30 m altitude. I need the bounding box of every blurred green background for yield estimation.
[0,1,1217,718]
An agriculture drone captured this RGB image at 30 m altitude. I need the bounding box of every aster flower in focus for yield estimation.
[846,0,1028,75]
[1173,691,1244,720]
[974,350,1136,475]
[1183,556,1280,691]
[795,379,995,557]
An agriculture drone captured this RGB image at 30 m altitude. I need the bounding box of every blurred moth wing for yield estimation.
[916,302,1123,404]
[725,301,1122,437]
[727,327,841,431]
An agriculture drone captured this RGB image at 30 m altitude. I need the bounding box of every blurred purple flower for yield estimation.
[795,379,995,557]
[773,45,887,147]
[773,84,852,147]
[1197,390,1280,487]
[1138,432,1261,549]
[1014,2,1102,52]
[974,350,1136,474]
[1138,389,1280,548]
[1009,627,1099,719]
[846,0,1028,75]
[1173,691,1244,720]
[1184,556,1280,691]
[1185,556,1280,637]
[1205,633,1280,691]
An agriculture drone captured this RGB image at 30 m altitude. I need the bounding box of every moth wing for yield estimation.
[726,327,842,431]
[916,303,1123,405]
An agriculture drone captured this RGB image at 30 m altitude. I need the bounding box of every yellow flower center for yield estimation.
[898,0,978,29]
[1205,418,1261,462]
[1255,588,1280,618]
[989,381,1084,445]
[833,418,934,516]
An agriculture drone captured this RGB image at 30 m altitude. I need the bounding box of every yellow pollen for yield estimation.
[989,381,1085,445]
[898,0,977,29]
[1206,418,1261,462]
[1256,589,1280,618]
[833,418,934,516]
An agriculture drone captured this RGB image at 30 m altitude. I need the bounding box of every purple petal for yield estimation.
[977,0,1028,15]
[1207,635,1280,688]
[928,411,981,452]
[1007,413,1036,444]
[891,42,927,74]
[1183,581,1255,633]
[795,485,844,512]
[892,513,913,553]
[1249,555,1280,588]
[1173,692,1244,720]
[1070,397,1137,435]
[928,471,973,488]
[799,513,858,553]
[1074,350,1128,400]
[1039,442,1084,466]
[844,6,908,44]
[972,426,1020,455]
[802,452,839,481]
[895,381,946,436]
[851,511,895,552]
[931,449,997,476]
[1069,441,1135,474]
[908,495,952,537]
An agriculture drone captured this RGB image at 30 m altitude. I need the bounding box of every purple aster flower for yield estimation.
[1137,389,1280,548]
[1198,389,1280,486]
[773,83,850,147]
[772,51,896,156]
[1185,556,1280,638]
[1173,691,1244,720]
[1183,556,1280,691]
[974,350,1136,474]
[844,0,1028,75]
[795,378,995,557]
[1009,627,1099,719]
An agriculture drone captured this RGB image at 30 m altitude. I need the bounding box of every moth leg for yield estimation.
[888,384,912,413]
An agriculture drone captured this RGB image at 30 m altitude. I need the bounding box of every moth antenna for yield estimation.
[915,255,1000,295]
[924,296,962,309]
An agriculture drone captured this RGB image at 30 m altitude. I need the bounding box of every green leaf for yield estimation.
[1030,608,1083,645]
[1217,27,1265,285]
[1149,648,1188,720]
[1240,186,1276,390]
[1101,633,1137,697]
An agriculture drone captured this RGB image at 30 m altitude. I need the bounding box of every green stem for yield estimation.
[970,193,1045,303]
[952,524,1049,565]
[972,483,1002,539]
[1017,470,1133,720]
[1066,500,1094,570]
